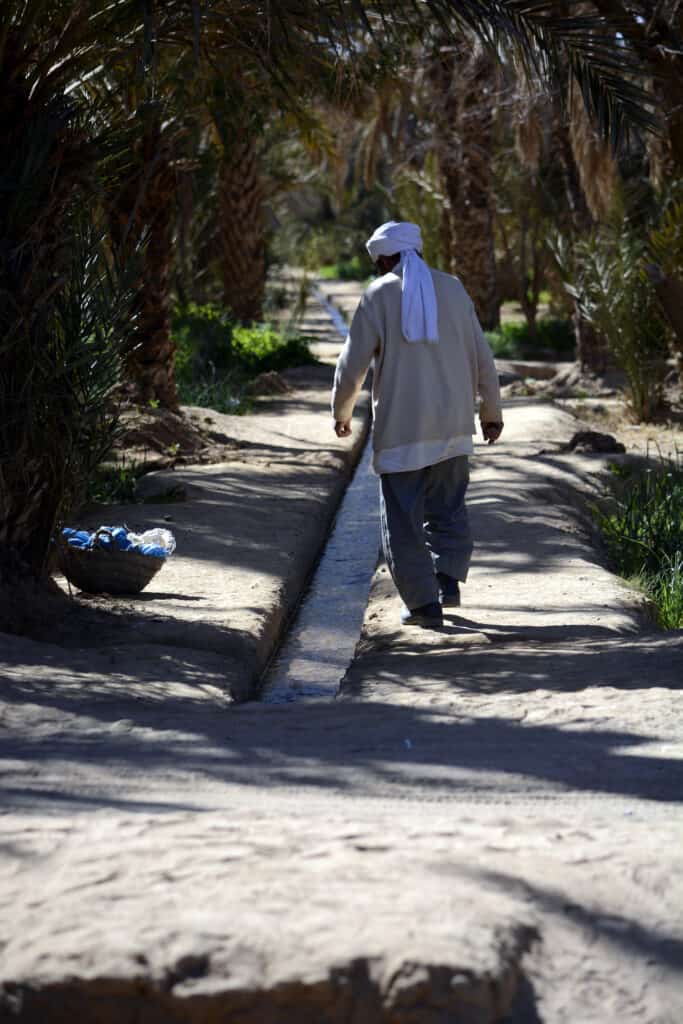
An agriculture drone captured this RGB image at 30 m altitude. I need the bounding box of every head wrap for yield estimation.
[365,221,439,344]
[366,220,422,261]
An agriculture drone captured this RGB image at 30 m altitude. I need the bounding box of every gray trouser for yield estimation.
[379,455,473,610]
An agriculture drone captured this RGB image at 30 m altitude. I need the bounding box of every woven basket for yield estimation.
[58,530,165,595]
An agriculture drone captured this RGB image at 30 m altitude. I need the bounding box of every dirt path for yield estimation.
[1,285,683,1023]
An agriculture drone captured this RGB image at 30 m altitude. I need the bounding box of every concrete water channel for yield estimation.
[261,285,379,703]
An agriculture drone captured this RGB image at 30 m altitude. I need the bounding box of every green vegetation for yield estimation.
[88,461,141,505]
[561,216,671,419]
[317,255,373,282]
[232,325,314,373]
[176,372,252,415]
[172,304,315,413]
[1,204,137,577]
[597,461,683,628]
[485,318,575,359]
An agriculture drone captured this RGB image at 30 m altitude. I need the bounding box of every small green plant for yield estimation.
[647,552,683,629]
[177,373,251,415]
[596,459,683,628]
[88,460,141,504]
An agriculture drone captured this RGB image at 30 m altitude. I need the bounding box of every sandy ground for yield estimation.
[1,283,683,1022]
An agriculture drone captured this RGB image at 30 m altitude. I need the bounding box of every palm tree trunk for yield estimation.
[126,181,178,409]
[0,38,94,586]
[518,218,544,338]
[111,116,179,409]
[431,40,500,329]
[218,135,266,322]
[551,97,610,374]
[454,46,500,330]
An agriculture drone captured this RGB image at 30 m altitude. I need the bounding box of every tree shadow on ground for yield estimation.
[468,866,683,977]
[371,615,644,649]
[504,975,543,1024]
[343,630,683,695]
[2,631,683,814]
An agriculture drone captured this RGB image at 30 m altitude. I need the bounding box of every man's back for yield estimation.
[333,266,501,473]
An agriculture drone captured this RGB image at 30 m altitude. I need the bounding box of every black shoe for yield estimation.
[400,601,443,627]
[437,572,461,608]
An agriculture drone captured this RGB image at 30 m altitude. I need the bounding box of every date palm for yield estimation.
[205,78,273,323]
[587,0,683,174]
[0,3,141,592]
[428,36,501,328]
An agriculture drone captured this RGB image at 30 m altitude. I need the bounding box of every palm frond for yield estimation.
[437,1,662,144]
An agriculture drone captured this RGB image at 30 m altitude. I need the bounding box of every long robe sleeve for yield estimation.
[331,303,379,423]
[471,304,503,426]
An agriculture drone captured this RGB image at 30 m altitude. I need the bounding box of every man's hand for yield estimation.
[334,419,352,437]
[482,421,503,444]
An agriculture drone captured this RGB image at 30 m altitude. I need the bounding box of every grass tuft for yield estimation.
[88,460,141,504]
[596,459,683,628]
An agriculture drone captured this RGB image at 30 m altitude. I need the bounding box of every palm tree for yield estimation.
[0,3,142,592]
[428,35,501,328]
[105,93,187,411]
[588,0,683,174]
[204,77,271,323]
[495,92,559,336]
[217,135,267,321]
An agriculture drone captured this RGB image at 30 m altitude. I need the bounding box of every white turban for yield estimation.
[365,221,439,344]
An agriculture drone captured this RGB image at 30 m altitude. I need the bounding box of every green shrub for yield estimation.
[171,305,315,413]
[562,220,671,420]
[534,318,576,352]
[485,318,574,359]
[172,303,233,386]
[596,461,683,628]
[231,324,315,372]
[485,328,515,358]
[318,254,372,281]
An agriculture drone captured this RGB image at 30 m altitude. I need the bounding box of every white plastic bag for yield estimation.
[127,528,176,556]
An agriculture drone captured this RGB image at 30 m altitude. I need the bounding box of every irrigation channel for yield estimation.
[260,286,379,703]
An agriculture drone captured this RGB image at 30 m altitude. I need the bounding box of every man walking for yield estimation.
[331,220,503,628]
